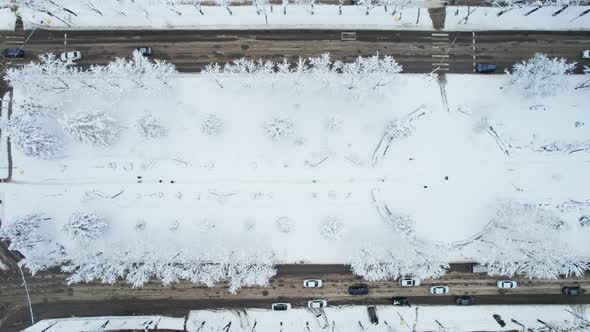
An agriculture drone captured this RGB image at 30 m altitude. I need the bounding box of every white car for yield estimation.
[497,280,517,289]
[430,285,449,294]
[303,279,323,288]
[308,299,328,309]
[400,278,421,287]
[60,51,82,61]
[582,50,590,59]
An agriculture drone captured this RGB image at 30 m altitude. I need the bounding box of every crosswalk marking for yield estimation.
[431,32,450,72]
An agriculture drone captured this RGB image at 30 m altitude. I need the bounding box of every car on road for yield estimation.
[303,279,323,288]
[135,47,152,56]
[562,286,584,296]
[455,296,474,305]
[582,50,590,59]
[307,299,328,309]
[430,285,449,294]
[60,51,82,61]
[271,303,291,311]
[475,63,497,73]
[392,297,409,306]
[348,284,369,295]
[496,280,517,289]
[3,48,24,58]
[400,278,420,287]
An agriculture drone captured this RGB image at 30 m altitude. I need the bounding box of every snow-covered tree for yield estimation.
[5,53,79,94]
[264,116,294,142]
[200,114,223,136]
[293,0,317,14]
[62,111,119,146]
[7,114,61,159]
[320,217,344,240]
[324,115,343,131]
[507,53,576,96]
[351,237,449,281]
[136,113,168,138]
[465,201,588,279]
[0,213,50,252]
[276,216,294,233]
[63,212,108,241]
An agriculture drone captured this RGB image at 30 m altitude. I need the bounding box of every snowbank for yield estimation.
[0,8,16,31]
[19,4,432,30]
[23,315,185,332]
[445,6,590,31]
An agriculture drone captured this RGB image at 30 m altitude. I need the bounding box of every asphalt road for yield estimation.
[1,264,589,331]
[2,30,590,74]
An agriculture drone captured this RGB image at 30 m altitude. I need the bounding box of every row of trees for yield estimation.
[202,53,403,95]
[0,212,275,293]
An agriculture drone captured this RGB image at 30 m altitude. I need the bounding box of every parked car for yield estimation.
[348,284,369,295]
[582,50,590,59]
[60,51,82,61]
[392,297,409,306]
[367,306,378,324]
[2,48,24,58]
[303,279,323,288]
[475,63,497,73]
[400,278,421,287]
[455,296,474,305]
[307,299,328,309]
[493,314,506,327]
[562,286,584,296]
[271,303,291,311]
[496,280,517,289]
[135,47,152,56]
[430,285,449,294]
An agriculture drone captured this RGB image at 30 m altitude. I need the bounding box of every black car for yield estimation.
[493,314,506,327]
[367,306,378,324]
[455,296,474,305]
[348,284,369,295]
[392,297,409,306]
[562,286,584,296]
[3,48,24,58]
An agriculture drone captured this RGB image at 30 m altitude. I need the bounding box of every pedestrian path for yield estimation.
[431,32,450,72]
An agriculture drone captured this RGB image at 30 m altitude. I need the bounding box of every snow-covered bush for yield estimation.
[351,238,449,281]
[62,111,119,146]
[200,114,223,136]
[384,212,416,236]
[319,217,344,240]
[466,201,587,279]
[276,216,294,233]
[0,213,50,252]
[8,115,60,159]
[264,117,294,142]
[507,53,576,96]
[136,113,168,138]
[135,219,147,231]
[324,115,343,132]
[385,118,413,141]
[63,212,108,241]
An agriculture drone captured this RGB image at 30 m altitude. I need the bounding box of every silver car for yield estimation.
[430,285,449,294]
[60,51,81,61]
[496,280,517,289]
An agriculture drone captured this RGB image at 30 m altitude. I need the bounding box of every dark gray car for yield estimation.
[455,296,474,305]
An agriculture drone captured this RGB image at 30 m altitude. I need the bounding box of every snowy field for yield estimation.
[22,305,590,332]
[19,3,432,30]
[445,6,590,31]
[1,53,589,289]
[13,0,590,31]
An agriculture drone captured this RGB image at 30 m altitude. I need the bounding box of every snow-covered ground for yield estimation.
[19,4,432,30]
[3,72,590,261]
[0,8,16,31]
[14,1,590,31]
[445,6,590,31]
[22,304,590,332]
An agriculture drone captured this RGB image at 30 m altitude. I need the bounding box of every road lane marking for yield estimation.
[472,31,476,72]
